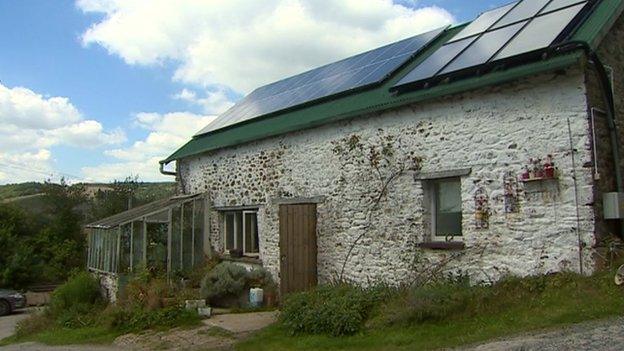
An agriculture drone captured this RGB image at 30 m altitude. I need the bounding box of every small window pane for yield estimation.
[171,207,182,272]
[235,212,243,250]
[244,212,259,254]
[119,224,131,273]
[183,203,194,269]
[132,221,144,269]
[225,213,235,250]
[435,178,462,236]
[193,199,205,265]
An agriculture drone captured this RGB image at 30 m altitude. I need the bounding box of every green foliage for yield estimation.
[47,272,104,328]
[103,306,200,333]
[200,262,247,303]
[0,182,43,200]
[199,262,276,307]
[280,284,388,336]
[240,269,624,351]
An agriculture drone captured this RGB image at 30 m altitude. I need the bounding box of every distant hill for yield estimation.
[0,181,177,206]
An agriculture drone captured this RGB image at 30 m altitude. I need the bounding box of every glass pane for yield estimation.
[441,21,524,74]
[494,3,586,60]
[193,199,205,265]
[236,212,243,251]
[450,2,517,42]
[493,0,550,29]
[225,213,235,250]
[132,221,144,270]
[171,206,182,272]
[183,203,194,269]
[119,224,131,273]
[244,212,259,254]
[146,222,168,273]
[394,37,476,86]
[435,178,462,236]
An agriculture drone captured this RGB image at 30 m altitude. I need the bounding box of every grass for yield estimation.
[237,269,624,351]
[0,326,122,346]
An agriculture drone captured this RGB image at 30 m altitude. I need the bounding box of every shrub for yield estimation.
[103,306,200,333]
[200,262,247,305]
[200,262,276,307]
[280,284,387,336]
[120,274,170,310]
[47,272,103,321]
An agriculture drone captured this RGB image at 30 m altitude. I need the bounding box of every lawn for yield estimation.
[0,326,122,346]
[237,269,624,351]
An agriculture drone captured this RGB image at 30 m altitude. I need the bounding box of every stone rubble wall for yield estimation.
[178,66,596,287]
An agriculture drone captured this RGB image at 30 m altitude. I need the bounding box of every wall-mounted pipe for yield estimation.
[159,161,177,176]
[553,41,624,240]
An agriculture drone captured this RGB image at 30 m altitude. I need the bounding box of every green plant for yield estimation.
[14,313,53,338]
[48,272,103,317]
[280,284,387,336]
[103,306,200,333]
[199,262,276,307]
[200,262,247,304]
[367,281,472,328]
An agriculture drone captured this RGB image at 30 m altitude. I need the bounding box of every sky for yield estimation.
[0,0,511,184]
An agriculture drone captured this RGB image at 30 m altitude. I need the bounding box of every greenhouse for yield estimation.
[85,193,207,276]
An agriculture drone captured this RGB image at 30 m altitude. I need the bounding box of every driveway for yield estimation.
[0,310,31,340]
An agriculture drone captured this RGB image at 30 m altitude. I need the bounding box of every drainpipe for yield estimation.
[159,161,177,176]
[553,41,624,240]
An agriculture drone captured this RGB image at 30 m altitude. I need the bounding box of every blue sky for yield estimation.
[0,0,510,184]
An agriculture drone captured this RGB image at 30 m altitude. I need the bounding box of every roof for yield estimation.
[86,193,201,229]
[163,0,624,164]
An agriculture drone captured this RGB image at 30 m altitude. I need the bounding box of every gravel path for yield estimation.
[458,317,624,351]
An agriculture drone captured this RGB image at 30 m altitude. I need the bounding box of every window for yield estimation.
[430,178,462,237]
[223,210,259,255]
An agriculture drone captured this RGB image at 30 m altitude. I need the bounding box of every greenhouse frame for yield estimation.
[85,193,208,276]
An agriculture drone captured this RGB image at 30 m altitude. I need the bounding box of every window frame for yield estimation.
[429,177,463,239]
[222,209,259,256]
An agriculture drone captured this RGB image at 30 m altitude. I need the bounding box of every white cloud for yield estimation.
[82,112,216,182]
[172,88,234,115]
[78,0,455,93]
[0,82,125,183]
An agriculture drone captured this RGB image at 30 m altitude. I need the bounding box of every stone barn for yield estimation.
[90,0,624,298]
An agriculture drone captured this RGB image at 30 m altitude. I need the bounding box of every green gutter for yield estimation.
[162,0,620,164]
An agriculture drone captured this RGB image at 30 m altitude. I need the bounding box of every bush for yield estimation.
[103,306,200,333]
[46,272,104,328]
[200,262,247,305]
[119,272,170,310]
[280,284,387,336]
[14,313,53,338]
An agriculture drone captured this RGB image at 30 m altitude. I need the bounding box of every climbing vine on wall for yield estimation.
[330,129,424,281]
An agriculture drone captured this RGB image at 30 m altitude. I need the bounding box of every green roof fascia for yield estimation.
[163,0,620,163]
[572,0,624,48]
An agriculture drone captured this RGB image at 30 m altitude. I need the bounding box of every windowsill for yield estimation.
[417,241,465,250]
[220,255,263,265]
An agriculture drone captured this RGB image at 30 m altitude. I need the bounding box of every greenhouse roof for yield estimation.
[86,193,202,229]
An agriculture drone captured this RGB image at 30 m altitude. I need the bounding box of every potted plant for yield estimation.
[544,154,555,178]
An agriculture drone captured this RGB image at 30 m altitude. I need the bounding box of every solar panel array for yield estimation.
[393,0,590,90]
[195,26,446,135]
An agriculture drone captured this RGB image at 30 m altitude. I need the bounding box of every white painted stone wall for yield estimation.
[178,66,597,287]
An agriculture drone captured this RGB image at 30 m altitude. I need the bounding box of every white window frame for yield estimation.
[429,177,463,239]
[222,210,259,256]
[242,210,259,256]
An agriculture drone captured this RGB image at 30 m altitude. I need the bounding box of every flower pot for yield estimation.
[544,167,555,178]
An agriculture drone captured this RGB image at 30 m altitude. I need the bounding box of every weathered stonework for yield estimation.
[91,271,119,303]
[177,61,605,288]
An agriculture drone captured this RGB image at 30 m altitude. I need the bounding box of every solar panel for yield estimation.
[441,22,525,75]
[393,37,476,87]
[392,0,591,92]
[449,2,518,43]
[195,26,446,135]
[495,3,587,60]
[540,0,586,13]
[492,0,550,29]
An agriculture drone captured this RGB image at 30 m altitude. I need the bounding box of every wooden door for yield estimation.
[279,203,317,297]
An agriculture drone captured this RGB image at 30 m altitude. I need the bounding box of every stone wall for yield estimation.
[584,11,624,261]
[178,66,596,287]
[91,270,119,303]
